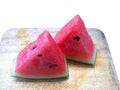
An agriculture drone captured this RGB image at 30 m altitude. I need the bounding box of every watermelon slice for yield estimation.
[54,15,97,64]
[11,30,68,79]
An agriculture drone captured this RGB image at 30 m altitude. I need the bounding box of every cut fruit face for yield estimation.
[11,30,68,79]
[54,15,97,64]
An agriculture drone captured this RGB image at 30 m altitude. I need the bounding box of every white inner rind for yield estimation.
[11,59,69,79]
[67,48,97,64]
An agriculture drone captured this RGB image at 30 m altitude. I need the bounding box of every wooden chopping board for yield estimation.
[0,28,119,90]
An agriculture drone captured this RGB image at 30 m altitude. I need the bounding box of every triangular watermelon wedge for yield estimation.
[11,30,68,79]
[54,15,97,64]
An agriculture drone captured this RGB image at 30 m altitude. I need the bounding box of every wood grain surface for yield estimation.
[0,28,119,90]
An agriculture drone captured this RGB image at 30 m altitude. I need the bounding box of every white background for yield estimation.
[0,0,120,84]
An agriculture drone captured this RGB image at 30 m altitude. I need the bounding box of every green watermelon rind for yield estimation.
[67,48,97,65]
[11,58,69,79]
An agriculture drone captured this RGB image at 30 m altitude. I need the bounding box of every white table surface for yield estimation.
[0,0,120,84]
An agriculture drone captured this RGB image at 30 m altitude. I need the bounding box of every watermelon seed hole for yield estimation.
[49,64,58,68]
[32,45,37,50]
[37,54,43,56]
[73,36,80,41]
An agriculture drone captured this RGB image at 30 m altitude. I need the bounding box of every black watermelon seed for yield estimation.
[73,36,80,41]
[49,64,58,68]
[37,54,43,56]
[32,45,37,50]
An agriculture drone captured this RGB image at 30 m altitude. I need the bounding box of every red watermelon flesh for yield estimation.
[11,30,68,79]
[54,15,97,64]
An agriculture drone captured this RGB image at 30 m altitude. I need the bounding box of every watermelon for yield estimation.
[54,15,97,64]
[11,30,68,79]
